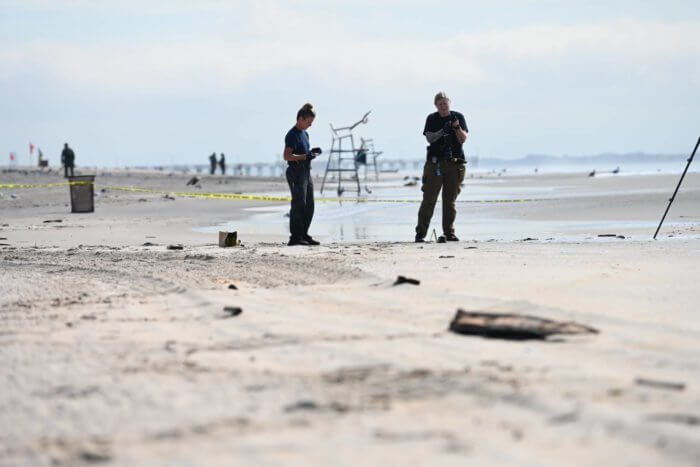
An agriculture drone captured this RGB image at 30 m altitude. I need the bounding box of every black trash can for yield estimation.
[69,175,95,213]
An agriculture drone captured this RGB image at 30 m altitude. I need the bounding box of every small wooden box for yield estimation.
[218,231,239,247]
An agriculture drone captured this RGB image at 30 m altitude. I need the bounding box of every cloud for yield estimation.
[456,19,700,59]
[0,18,698,95]
[0,0,232,14]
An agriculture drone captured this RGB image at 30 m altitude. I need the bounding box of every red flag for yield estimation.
[10,152,15,161]
[29,142,35,155]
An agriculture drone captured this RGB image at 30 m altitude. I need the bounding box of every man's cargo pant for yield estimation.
[415,159,466,238]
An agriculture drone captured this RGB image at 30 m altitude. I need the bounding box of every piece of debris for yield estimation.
[163,194,175,201]
[404,180,417,187]
[43,219,63,223]
[520,237,537,241]
[464,246,477,249]
[222,306,242,317]
[448,309,599,340]
[79,449,112,463]
[393,275,420,286]
[186,176,200,186]
[284,400,319,412]
[228,284,238,290]
[597,234,618,237]
[588,170,596,177]
[439,255,454,259]
[616,235,626,239]
[142,242,156,246]
[647,413,700,425]
[167,244,184,250]
[184,254,215,261]
[138,198,148,202]
[549,411,579,425]
[635,378,685,391]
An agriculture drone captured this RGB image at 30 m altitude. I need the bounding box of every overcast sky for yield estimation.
[1,0,698,167]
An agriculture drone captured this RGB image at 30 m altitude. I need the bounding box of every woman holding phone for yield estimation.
[283,103,322,246]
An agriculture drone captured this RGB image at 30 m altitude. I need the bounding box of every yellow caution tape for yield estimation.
[103,186,292,201]
[0,182,71,189]
[0,182,553,204]
[0,181,96,189]
[103,186,550,203]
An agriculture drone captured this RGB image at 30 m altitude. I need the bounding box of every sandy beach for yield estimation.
[1,168,699,466]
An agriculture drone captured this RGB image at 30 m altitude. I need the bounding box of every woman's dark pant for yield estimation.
[286,164,314,240]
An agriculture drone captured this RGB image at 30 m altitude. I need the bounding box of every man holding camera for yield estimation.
[415,92,468,243]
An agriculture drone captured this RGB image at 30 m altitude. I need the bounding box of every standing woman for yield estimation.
[284,103,321,246]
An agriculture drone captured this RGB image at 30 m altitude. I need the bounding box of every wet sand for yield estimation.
[1,169,700,466]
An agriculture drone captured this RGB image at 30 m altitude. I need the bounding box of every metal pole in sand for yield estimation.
[653,136,700,239]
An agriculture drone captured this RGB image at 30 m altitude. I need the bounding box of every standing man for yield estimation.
[61,143,75,178]
[219,153,226,175]
[209,152,217,175]
[415,92,468,242]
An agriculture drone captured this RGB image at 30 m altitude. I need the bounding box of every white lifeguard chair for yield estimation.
[320,111,371,196]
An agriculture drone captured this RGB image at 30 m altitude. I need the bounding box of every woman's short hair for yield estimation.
[297,103,316,120]
[434,92,450,104]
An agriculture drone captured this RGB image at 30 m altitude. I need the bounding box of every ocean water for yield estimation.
[199,165,698,242]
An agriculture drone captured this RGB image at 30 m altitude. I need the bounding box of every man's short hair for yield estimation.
[434,92,450,104]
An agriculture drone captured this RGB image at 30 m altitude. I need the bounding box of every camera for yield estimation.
[443,119,459,134]
[307,147,322,160]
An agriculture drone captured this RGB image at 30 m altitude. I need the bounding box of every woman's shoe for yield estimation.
[288,237,311,246]
[303,235,320,245]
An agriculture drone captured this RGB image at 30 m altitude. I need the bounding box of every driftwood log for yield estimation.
[449,309,599,340]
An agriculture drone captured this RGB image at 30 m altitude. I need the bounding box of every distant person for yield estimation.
[219,153,226,175]
[61,143,75,178]
[209,152,217,175]
[415,92,468,242]
[37,149,48,168]
[283,103,322,246]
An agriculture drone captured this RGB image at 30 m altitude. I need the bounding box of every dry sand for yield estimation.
[1,168,699,466]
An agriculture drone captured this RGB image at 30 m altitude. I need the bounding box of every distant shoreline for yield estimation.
[2,151,696,177]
